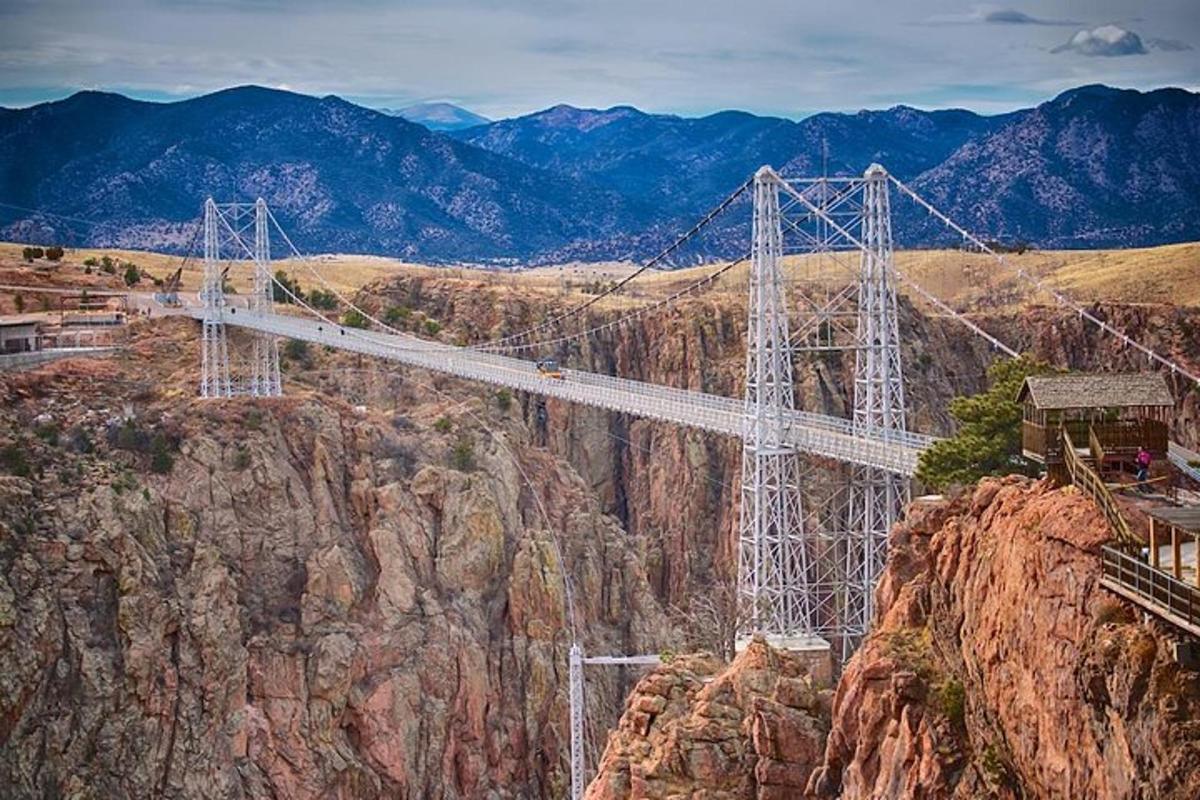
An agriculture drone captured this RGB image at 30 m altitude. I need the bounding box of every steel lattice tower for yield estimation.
[249,198,282,396]
[200,198,233,398]
[844,164,909,651]
[568,643,585,800]
[737,168,826,646]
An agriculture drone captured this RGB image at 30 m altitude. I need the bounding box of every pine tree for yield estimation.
[915,356,1057,490]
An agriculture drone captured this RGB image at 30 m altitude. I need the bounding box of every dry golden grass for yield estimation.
[2,240,1196,312]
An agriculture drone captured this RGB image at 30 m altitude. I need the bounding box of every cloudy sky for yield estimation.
[0,0,1196,118]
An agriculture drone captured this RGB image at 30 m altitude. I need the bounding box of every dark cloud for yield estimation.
[983,9,1077,26]
[1053,25,1148,57]
[1149,38,1193,52]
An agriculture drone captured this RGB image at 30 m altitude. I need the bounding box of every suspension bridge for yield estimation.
[160,165,1198,800]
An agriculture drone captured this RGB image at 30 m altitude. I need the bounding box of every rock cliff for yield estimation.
[809,477,1200,799]
[588,478,1200,799]
[0,319,668,798]
[585,639,830,800]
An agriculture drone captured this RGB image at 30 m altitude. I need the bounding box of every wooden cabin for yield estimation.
[1017,373,1173,475]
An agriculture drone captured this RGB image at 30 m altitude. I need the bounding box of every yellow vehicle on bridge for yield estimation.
[536,358,564,380]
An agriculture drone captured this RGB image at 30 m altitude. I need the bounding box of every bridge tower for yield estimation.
[200,197,232,398]
[249,198,282,396]
[737,168,827,648]
[198,197,282,398]
[844,164,909,650]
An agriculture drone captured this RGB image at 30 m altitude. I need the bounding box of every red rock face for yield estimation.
[811,477,1200,799]
[585,639,831,800]
[0,335,670,799]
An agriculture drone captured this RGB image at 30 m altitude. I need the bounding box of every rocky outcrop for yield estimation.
[810,477,1200,799]
[585,639,831,800]
[0,324,669,799]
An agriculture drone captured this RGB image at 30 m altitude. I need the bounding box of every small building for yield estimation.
[1017,372,1173,473]
[0,314,44,354]
[1147,506,1200,589]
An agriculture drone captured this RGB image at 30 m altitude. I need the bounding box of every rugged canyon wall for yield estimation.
[809,476,1200,799]
[361,272,1200,616]
[0,319,668,799]
[588,477,1200,799]
[357,273,1006,606]
[584,639,831,800]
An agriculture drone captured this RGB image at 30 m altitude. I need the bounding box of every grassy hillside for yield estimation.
[2,241,1196,318]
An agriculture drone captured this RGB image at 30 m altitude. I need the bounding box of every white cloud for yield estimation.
[1053,25,1148,57]
[0,1,1197,117]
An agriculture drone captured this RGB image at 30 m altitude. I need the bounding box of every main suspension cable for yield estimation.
[888,175,1200,385]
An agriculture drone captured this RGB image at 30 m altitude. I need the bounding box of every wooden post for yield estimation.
[1172,524,1183,581]
[1150,517,1159,569]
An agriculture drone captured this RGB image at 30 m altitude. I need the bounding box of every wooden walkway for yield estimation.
[1062,426,1200,638]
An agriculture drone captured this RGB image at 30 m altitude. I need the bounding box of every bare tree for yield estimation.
[667,574,749,663]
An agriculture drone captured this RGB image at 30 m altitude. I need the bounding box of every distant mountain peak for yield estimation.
[532,104,647,131]
[381,101,490,131]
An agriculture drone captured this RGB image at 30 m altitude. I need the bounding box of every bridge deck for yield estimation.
[188,308,932,475]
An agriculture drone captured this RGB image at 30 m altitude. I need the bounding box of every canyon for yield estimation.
[2,260,1199,798]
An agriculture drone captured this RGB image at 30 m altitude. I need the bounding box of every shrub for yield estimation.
[111,419,150,452]
[22,246,43,261]
[433,416,452,433]
[45,246,64,261]
[936,677,966,729]
[0,444,31,477]
[84,266,93,275]
[450,437,475,471]
[112,470,138,495]
[83,257,98,267]
[1094,598,1132,626]
[308,289,338,310]
[383,305,411,325]
[495,388,513,412]
[34,422,60,446]
[123,263,141,286]
[148,433,174,474]
[283,338,310,364]
[423,319,442,336]
[341,309,369,329]
[245,409,263,431]
[232,446,251,471]
[100,256,116,274]
[272,270,301,304]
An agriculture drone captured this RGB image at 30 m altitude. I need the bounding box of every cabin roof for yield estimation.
[1147,507,1200,535]
[1016,373,1174,410]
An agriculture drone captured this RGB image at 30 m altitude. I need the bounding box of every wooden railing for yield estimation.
[1088,425,1107,464]
[1091,420,1168,460]
[1101,546,1200,638]
[1062,427,1137,550]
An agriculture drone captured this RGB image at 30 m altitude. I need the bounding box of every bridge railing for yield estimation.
[1100,546,1200,638]
[208,309,931,474]
[1062,427,1137,551]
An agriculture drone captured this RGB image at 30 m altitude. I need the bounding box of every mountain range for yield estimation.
[1,84,1197,262]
